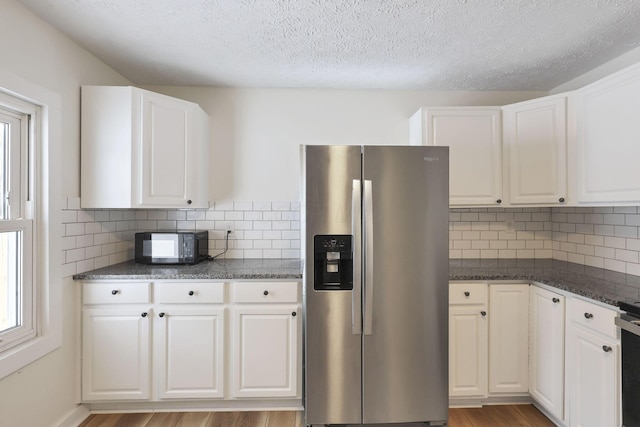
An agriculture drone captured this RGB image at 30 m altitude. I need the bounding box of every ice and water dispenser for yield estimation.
[313,235,353,290]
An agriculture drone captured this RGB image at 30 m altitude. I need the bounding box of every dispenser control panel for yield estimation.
[313,235,353,291]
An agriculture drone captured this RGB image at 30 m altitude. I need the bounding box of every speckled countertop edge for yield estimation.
[72,258,303,281]
[73,258,640,308]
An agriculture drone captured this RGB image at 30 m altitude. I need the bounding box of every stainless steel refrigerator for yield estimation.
[302,145,449,427]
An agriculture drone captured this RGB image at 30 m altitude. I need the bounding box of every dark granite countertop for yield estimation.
[72,258,303,281]
[74,258,640,308]
[450,258,640,307]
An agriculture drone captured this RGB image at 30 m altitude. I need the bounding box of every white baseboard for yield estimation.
[53,404,90,427]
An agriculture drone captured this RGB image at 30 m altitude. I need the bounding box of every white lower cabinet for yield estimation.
[82,307,151,401]
[155,307,225,399]
[449,282,488,398]
[529,286,565,422]
[566,298,620,427]
[81,280,301,406]
[231,281,301,398]
[488,283,529,394]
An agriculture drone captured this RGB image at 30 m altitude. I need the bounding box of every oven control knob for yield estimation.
[602,345,612,353]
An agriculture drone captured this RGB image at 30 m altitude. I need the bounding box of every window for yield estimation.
[0,93,35,352]
[0,71,61,380]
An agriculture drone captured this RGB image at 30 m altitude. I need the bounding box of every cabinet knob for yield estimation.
[552,297,560,303]
[481,311,487,317]
[292,311,297,317]
[111,290,119,295]
[559,197,565,203]
[464,291,470,297]
[187,199,192,205]
[141,312,148,318]
[159,312,165,318]
[584,312,594,319]
[263,290,269,296]
[188,291,194,296]
[496,199,502,204]
[602,345,612,353]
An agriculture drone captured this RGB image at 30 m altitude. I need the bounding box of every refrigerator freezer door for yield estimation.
[303,145,363,425]
[361,146,449,425]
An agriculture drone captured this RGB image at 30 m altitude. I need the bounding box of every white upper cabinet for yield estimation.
[568,63,640,204]
[503,95,567,205]
[81,86,210,209]
[410,107,503,206]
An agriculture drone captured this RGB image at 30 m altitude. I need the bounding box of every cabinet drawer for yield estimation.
[450,282,487,305]
[568,297,618,339]
[155,282,224,304]
[233,282,299,304]
[83,282,151,304]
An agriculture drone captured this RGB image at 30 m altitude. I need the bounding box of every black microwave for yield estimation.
[135,230,209,265]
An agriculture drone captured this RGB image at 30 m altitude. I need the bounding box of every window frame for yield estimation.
[0,69,61,380]
[0,97,36,351]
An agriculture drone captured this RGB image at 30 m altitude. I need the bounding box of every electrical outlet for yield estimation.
[226,226,233,235]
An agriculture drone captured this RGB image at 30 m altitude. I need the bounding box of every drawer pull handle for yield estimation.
[159,312,166,318]
[602,345,612,353]
[584,312,594,319]
[188,291,195,296]
[496,199,502,204]
[141,312,148,318]
[111,290,119,295]
[481,311,487,317]
[187,199,192,205]
[559,197,565,203]
[464,291,470,297]
[264,290,269,296]
[552,297,560,303]
[292,311,297,317]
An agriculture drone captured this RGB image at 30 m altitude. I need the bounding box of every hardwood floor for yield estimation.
[79,405,554,427]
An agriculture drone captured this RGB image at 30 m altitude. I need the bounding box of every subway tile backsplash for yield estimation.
[63,198,640,279]
[62,197,301,277]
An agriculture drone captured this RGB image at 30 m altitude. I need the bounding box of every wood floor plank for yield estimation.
[265,410,296,427]
[145,412,185,427]
[235,411,268,427]
[204,411,239,427]
[176,412,212,427]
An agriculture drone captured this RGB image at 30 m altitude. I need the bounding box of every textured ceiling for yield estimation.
[15,0,640,90]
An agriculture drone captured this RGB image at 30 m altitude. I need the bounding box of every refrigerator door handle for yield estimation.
[352,179,363,335]
[364,179,374,336]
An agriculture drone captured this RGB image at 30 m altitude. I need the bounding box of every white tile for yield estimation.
[509,240,527,250]
[273,240,291,249]
[235,240,254,249]
[61,236,76,250]
[254,240,272,249]
[567,253,585,264]
[263,230,282,239]
[290,201,301,211]
[627,238,640,251]
[460,213,478,222]
[253,221,272,230]
[471,222,490,231]
[567,214,584,224]
[576,244,595,256]
[157,220,178,229]
[534,250,552,258]
[65,248,86,263]
[517,250,535,258]
[135,211,149,220]
[290,240,301,249]
[626,262,640,277]
[461,249,481,258]
[452,222,472,231]
[595,246,615,259]
[253,201,272,211]
[61,262,77,278]
[480,230,498,240]
[76,234,94,248]
[282,230,300,239]
[101,243,117,255]
[85,246,102,259]
[604,236,626,249]
[478,213,497,222]
[94,256,111,269]
[263,249,283,258]
[526,240,544,250]
[615,225,638,238]
[233,221,253,230]
[480,250,499,258]
[584,214,604,224]
[61,210,78,224]
[453,240,471,250]
[213,200,234,210]
[498,250,516,258]
[187,210,206,221]
[224,211,243,221]
[471,240,489,250]
[594,225,615,236]
[65,223,85,236]
[615,206,637,214]
[604,258,626,273]
[263,211,282,221]
[283,249,300,258]
[272,202,291,211]
[76,259,95,274]
[490,240,508,249]
[584,256,604,269]
[282,211,300,221]
[177,221,196,230]
[449,249,462,258]
[553,251,568,261]
[244,211,262,221]
[461,231,480,240]
[568,234,585,244]
[94,211,111,222]
[148,211,168,220]
[575,224,594,234]
[616,249,639,263]
[168,210,188,220]
[272,221,291,230]
[109,211,124,221]
[603,214,625,225]
[244,230,263,240]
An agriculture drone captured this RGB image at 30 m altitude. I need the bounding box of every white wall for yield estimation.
[147,86,545,202]
[0,2,129,427]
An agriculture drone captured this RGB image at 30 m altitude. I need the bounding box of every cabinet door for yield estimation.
[425,108,502,206]
[503,96,567,205]
[567,327,619,427]
[449,305,488,397]
[155,307,225,399]
[488,284,529,394]
[232,307,299,398]
[82,308,151,401]
[569,64,640,203]
[529,286,565,421]
[138,90,199,208]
